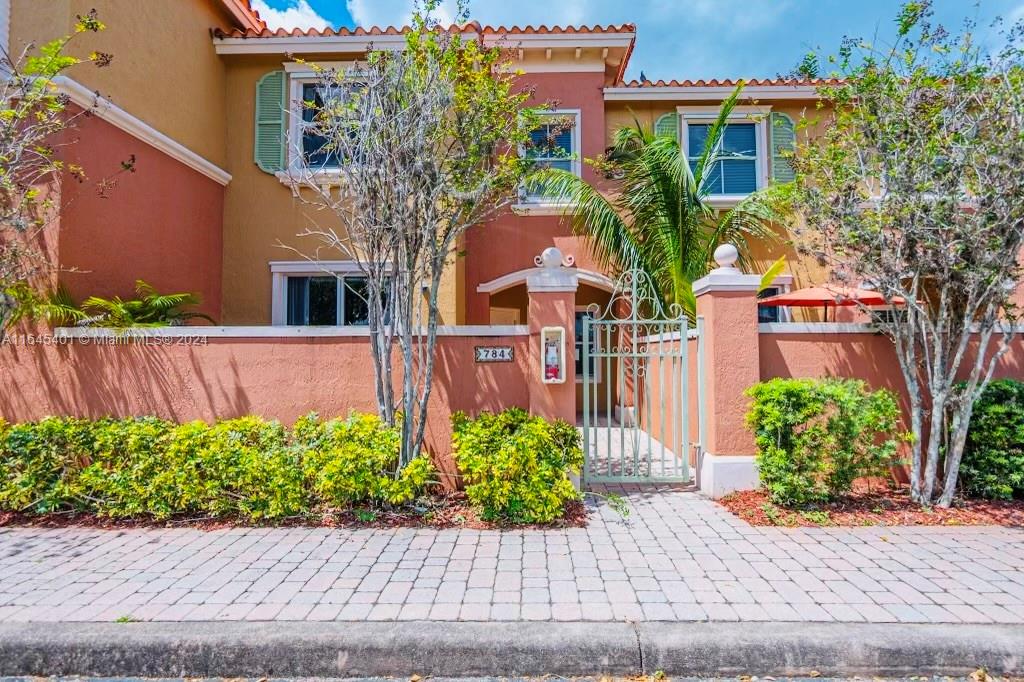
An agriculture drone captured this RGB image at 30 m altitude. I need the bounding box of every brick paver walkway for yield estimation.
[1,488,1021,624]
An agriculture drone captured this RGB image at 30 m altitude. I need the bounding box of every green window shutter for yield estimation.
[654,112,679,142]
[770,112,796,183]
[254,70,286,173]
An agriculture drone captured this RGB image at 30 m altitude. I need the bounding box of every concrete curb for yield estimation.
[0,621,1021,678]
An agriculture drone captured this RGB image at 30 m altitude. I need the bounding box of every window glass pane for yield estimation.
[574,312,597,377]
[302,83,342,168]
[722,124,756,156]
[307,276,338,325]
[527,123,572,160]
[721,159,757,194]
[286,277,308,325]
[343,277,370,326]
[525,116,577,199]
[687,124,709,156]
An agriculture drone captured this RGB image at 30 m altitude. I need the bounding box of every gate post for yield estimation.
[692,244,762,498]
[526,247,578,426]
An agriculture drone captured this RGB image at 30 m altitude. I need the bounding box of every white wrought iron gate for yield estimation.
[581,269,705,485]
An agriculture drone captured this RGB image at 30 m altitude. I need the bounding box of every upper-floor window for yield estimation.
[678,106,770,201]
[687,123,758,195]
[522,110,581,202]
[300,83,342,169]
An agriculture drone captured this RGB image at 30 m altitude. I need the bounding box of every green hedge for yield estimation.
[452,408,582,523]
[0,413,433,520]
[745,378,903,506]
[959,379,1024,500]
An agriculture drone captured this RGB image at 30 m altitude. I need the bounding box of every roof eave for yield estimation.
[603,85,823,101]
[212,30,636,56]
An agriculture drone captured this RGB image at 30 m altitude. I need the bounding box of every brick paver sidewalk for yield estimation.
[1,488,1021,624]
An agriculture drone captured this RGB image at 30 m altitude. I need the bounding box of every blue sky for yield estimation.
[251,0,1024,81]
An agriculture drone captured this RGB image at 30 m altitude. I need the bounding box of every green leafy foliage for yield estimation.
[9,280,215,328]
[79,280,215,328]
[451,408,582,523]
[746,378,905,506]
[297,413,434,506]
[958,379,1024,500]
[0,413,434,520]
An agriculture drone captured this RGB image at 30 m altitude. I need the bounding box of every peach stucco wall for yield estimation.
[0,333,531,484]
[55,110,224,321]
[760,332,1024,391]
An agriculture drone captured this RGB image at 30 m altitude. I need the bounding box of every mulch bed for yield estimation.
[719,487,1024,527]
[0,493,587,531]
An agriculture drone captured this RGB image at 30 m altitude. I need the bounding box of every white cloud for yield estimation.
[251,0,331,30]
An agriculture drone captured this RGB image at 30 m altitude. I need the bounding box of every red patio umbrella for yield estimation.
[758,286,904,321]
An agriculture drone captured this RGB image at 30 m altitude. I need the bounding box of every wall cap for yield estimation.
[51,325,530,339]
[527,247,579,292]
[692,270,761,296]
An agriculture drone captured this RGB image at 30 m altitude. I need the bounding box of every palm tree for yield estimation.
[532,84,781,317]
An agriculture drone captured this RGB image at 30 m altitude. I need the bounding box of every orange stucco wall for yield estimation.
[0,333,531,485]
[55,110,224,321]
[9,0,232,168]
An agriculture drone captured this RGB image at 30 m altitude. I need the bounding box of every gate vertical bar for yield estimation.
[680,315,690,481]
[582,317,591,485]
[696,315,707,482]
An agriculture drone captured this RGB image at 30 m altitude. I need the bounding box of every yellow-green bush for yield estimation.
[0,413,434,520]
[297,412,434,506]
[452,408,582,523]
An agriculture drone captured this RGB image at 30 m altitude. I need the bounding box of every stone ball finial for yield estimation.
[537,246,564,269]
[713,243,739,269]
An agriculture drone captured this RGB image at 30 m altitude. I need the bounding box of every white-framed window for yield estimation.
[284,62,362,175]
[270,261,376,326]
[521,109,581,203]
[575,308,601,383]
[678,106,770,203]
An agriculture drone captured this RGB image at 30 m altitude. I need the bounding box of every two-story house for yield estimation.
[6,0,819,335]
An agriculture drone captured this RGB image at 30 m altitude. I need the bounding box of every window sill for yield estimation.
[704,194,752,208]
[275,170,344,189]
[512,201,577,216]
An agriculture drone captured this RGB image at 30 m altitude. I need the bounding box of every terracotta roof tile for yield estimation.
[212,23,636,39]
[619,77,842,88]
[218,0,266,32]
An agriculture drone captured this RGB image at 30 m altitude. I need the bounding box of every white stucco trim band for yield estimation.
[51,77,232,186]
[53,325,530,339]
[604,85,821,101]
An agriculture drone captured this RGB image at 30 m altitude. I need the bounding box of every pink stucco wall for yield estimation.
[464,71,608,324]
[56,108,224,321]
[0,333,530,485]
[760,331,1024,389]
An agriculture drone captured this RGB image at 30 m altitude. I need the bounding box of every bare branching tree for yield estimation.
[284,4,541,466]
[789,1,1024,506]
[0,10,110,327]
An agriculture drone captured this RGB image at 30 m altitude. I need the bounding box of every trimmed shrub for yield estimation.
[451,408,582,523]
[746,378,903,506]
[297,412,434,506]
[959,379,1024,500]
[0,413,434,520]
